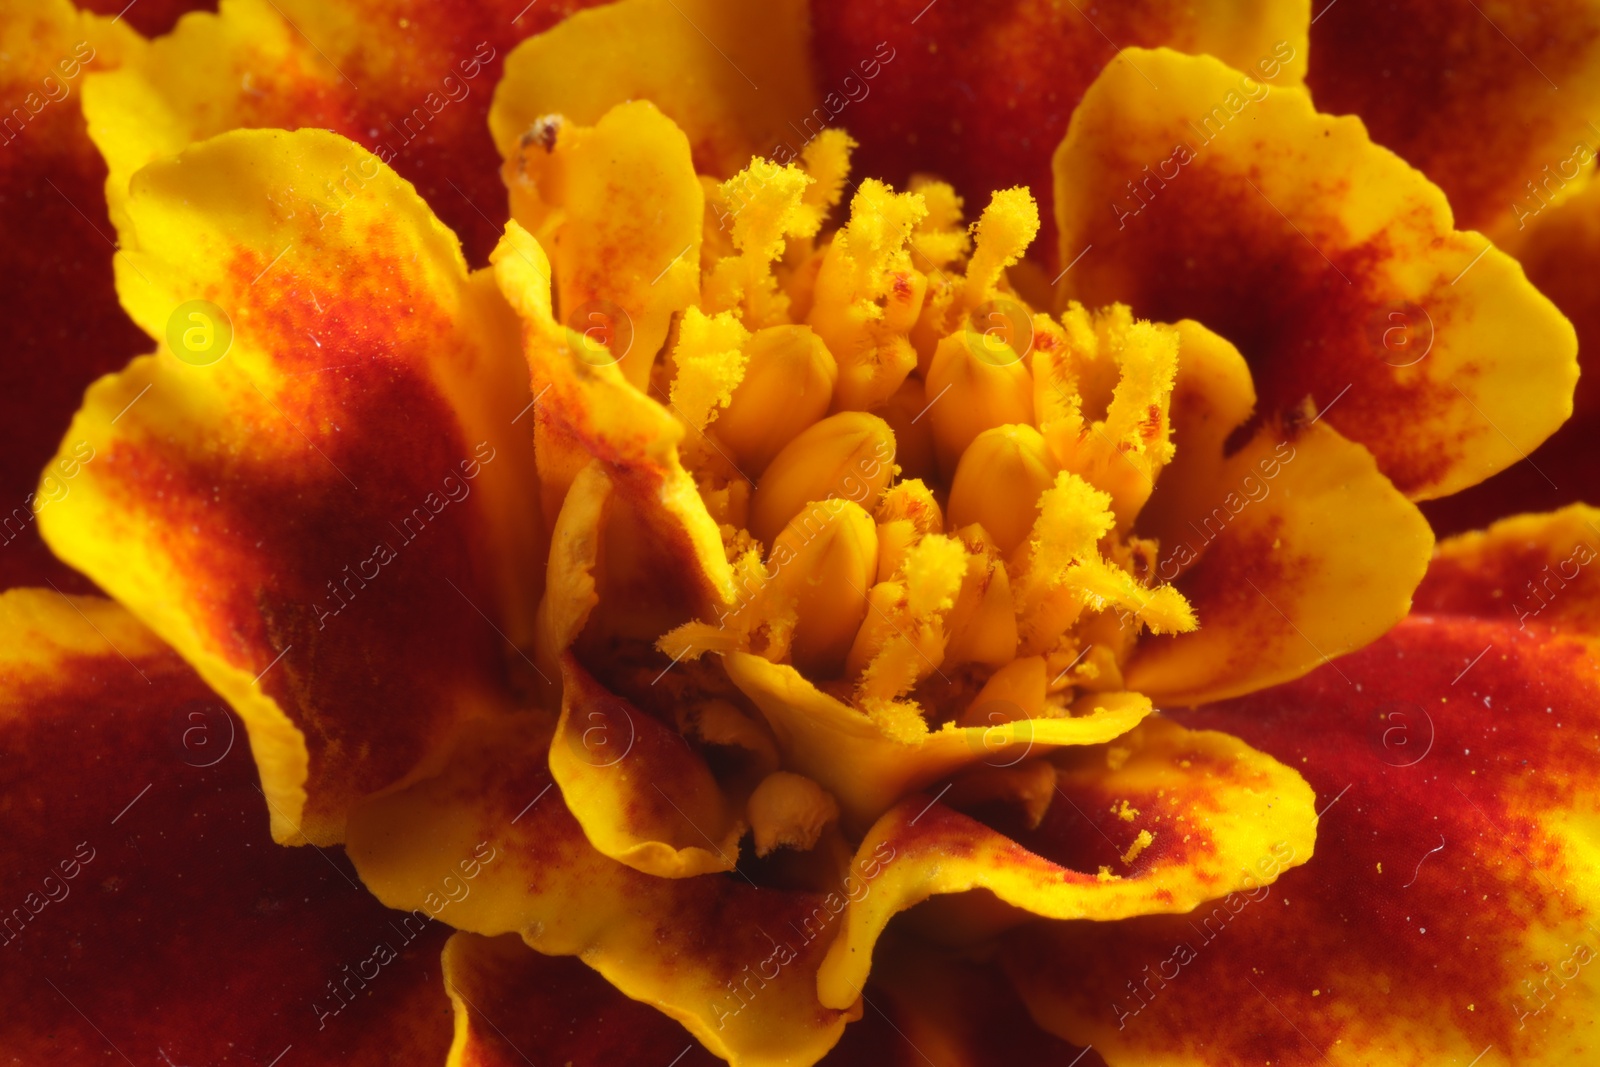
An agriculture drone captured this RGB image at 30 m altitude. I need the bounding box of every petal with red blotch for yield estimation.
[550,655,745,877]
[1424,177,1600,534]
[1004,565,1600,1063]
[75,0,212,36]
[0,0,143,593]
[346,714,858,1067]
[441,933,724,1067]
[815,716,1317,1009]
[1307,0,1600,237]
[490,0,816,181]
[1129,320,1433,704]
[38,128,544,846]
[1415,504,1600,637]
[493,221,737,623]
[0,589,453,1063]
[80,0,609,266]
[1054,48,1578,501]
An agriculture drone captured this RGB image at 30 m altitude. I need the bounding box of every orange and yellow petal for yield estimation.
[0,0,144,593]
[1128,328,1434,703]
[724,650,1155,827]
[810,0,1308,257]
[1054,47,1578,501]
[550,655,745,877]
[1307,0,1600,238]
[489,0,816,182]
[38,128,544,845]
[0,589,452,1062]
[817,716,1317,1008]
[347,714,858,1067]
[80,0,609,265]
[1006,510,1600,1065]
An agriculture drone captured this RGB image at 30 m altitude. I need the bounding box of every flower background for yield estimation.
[2,0,1598,1065]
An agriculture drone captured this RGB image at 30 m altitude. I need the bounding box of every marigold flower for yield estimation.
[1,0,1597,1065]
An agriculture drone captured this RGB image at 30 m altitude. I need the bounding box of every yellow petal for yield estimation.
[489,0,816,180]
[723,652,1153,827]
[548,656,743,877]
[501,100,702,390]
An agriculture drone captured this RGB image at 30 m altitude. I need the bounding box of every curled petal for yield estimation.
[347,715,858,1067]
[1308,0,1600,235]
[441,933,721,1067]
[550,655,745,877]
[0,590,452,1062]
[39,130,544,844]
[493,222,736,620]
[724,651,1154,827]
[1054,48,1578,500]
[1127,333,1434,703]
[490,0,816,180]
[816,717,1315,1008]
[1008,600,1600,1065]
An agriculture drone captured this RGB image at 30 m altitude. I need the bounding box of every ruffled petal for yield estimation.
[816,716,1317,1008]
[441,933,722,1067]
[38,129,543,844]
[346,714,858,1067]
[810,0,1308,257]
[724,650,1154,827]
[1054,47,1578,500]
[0,0,144,592]
[1307,0,1600,236]
[1005,511,1600,1065]
[492,221,736,620]
[1127,323,1434,703]
[80,0,610,264]
[550,655,745,877]
[0,589,452,1062]
[490,0,816,180]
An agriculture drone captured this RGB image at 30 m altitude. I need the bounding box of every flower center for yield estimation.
[511,109,1198,849]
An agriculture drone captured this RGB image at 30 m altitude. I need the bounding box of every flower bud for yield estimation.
[747,771,841,856]
[748,411,896,544]
[947,424,1057,553]
[715,325,839,475]
[766,499,879,677]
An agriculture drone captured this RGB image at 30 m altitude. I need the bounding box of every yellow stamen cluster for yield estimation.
[657,131,1197,735]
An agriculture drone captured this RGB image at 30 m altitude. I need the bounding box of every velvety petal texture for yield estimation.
[38,129,543,845]
[1005,508,1600,1066]
[1054,47,1578,501]
[0,589,453,1063]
